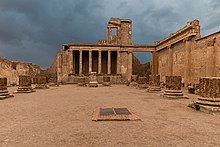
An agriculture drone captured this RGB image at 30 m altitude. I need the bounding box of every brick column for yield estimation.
[168,46,173,76]
[69,50,73,74]
[108,50,111,75]
[152,51,159,75]
[79,50,83,75]
[89,50,92,73]
[117,50,121,74]
[206,39,216,77]
[127,52,132,82]
[98,50,102,74]
[197,77,220,111]
[184,38,192,85]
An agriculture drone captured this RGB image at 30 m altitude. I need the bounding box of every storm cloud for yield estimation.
[0,0,220,68]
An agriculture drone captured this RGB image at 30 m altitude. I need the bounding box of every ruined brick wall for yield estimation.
[0,58,41,85]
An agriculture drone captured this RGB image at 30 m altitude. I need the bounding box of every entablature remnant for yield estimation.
[156,20,201,51]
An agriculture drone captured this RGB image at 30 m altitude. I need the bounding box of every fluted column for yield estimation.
[98,50,102,74]
[108,50,111,75]
[89,50,92,73]
[79,50,82,75]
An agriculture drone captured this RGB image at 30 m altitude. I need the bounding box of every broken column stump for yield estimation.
[129,75,138,87]
[147,75,161,92]
[14,75,35,93]
[77,76,86,86]
[103,76,111,86]
[0,78,14,100]
[196,77,220,112]
[162,76,188,99]
[138,77,148,89]
[35,75,49,89]
[89,72,98,87]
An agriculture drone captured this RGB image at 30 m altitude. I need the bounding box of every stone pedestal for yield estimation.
[48,77,59,87]
[129,75,138,87]
[162,76,187,99]
[138,77,148,89]
[35,75,49,89]
[0,78,14,100]
[14,76,35,93]
[77,76,86,86]
[147,75,161,93]
[89,72,98,87]
[196,77,220,112]
[103,76,111,86]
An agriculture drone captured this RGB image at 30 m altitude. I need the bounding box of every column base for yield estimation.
[35,84,49,89]
[162,90,188,99]
[0,91,14,100]
[14,87,35,93]
[147,86,162,93]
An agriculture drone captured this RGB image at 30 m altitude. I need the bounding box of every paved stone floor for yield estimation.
[0,85,220,147]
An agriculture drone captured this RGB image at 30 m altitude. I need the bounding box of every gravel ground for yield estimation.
[0,85,220,147]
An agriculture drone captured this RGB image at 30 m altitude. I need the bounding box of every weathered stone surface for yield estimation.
[89,72,98,87]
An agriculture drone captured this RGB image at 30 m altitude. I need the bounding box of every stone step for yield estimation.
[198,97,220,102]
[197,100,220,107]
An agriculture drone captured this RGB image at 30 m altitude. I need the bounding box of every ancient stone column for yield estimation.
[89,50,92,73]
[197,77,220,112]
[168,46,173,76]
[57,52,62,83]
[0,78,14,99]
[129,75,138,86]
[162,76,187,99]
[15,75,35,93]
[35,75,49,89]
[89,72,98,87]
[184,38,192,86]
[79,50,83,75]
[206,39,216,77]
[117,51,121,75]
[108,50,111,75]
[69,50,74,74]
[103,76,111,86]
[127,52,133,82]
[152,51,159,75]
[98,50,102,74]
[147,75,161,92]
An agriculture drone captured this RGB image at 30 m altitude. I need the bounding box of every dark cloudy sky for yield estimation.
[0,0,220,68]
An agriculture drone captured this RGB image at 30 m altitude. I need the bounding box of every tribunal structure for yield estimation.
[56,18,154,83]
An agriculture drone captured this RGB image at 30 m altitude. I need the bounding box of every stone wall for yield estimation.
[0,57,41,85]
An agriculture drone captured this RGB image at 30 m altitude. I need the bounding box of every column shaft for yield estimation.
[98,51,102,74]
[79,50,82,75]
[108,50,111,74]
[89,50,92,73]
[117,51,121,74]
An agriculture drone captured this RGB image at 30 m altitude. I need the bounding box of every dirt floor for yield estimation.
[0,85,220,147]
